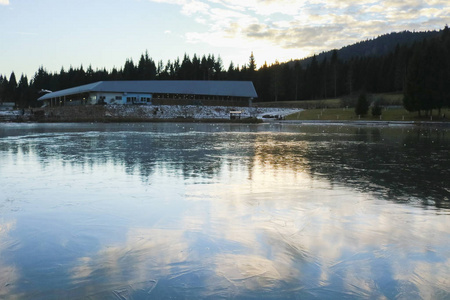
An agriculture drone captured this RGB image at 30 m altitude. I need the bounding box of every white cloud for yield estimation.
[148,0,450,64]
[0,0,10,5]
[181,0,210,15]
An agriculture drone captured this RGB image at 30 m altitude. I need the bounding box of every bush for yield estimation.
[355,94,369,116]
[372,102,382,116]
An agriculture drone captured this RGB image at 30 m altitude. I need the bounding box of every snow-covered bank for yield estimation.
[108,105,301,120]
[0,110,21,121]
[0,105,303,122]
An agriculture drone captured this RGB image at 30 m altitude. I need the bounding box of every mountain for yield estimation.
[292,29,442,67]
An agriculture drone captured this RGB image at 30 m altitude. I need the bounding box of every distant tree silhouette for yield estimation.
[2,27,450,108]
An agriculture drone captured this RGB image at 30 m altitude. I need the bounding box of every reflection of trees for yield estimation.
[248,125,450,209]
[0,221,17,299]
[302,126,450,208]
[0,124,260,184]
[253,134,309,174]
[2,124,450,299]
[1,124,449,209]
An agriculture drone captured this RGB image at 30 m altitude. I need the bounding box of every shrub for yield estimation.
[355,94,369,116]
[372,102,382,116]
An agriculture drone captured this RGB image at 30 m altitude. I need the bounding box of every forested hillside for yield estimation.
[296,30,440,66]
[1,26,449,115]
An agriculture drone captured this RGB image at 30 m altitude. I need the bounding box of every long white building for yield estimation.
[38,80,258,107]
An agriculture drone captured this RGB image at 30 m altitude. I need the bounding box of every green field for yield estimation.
[255,93,405,109]
[285,107,450,122]
[255,98,342,109]
[254,93,449,122]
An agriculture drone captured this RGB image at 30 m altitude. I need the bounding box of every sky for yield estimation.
[1,0,449,80]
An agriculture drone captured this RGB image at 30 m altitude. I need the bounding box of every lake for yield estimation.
[0,122,449,299]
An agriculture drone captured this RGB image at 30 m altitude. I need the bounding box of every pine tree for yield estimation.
[123,59,137,80]
[0,75,7,103]
[248,52,256,72]
[17,74,29,107]
[5,72,17,102]
[293,61,302,100]
[213,55,223,79]
[307,55,319,99]
[331,50,339,98]
[138,51,157,80]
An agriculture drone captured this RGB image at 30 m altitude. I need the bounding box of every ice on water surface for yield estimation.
[0,123,449,299]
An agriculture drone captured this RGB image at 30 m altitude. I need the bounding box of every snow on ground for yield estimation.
[0,110,21,121]
[0,105,303,122]
[107,105,302,120]
[0,111,20,116]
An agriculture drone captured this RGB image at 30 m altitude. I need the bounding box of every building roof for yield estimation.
[38,80,258,101]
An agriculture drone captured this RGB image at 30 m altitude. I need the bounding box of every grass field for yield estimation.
[285,107,450,122]
[255,92,449,122]
[255,98,342,109]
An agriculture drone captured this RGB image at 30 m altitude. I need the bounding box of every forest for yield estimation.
[1,26,449,115]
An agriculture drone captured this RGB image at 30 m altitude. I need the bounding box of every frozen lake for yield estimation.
[0,122,449,299]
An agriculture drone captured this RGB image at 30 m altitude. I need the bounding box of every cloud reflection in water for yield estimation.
[0,123,449,299]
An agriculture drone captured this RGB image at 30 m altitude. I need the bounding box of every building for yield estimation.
[38,80,257,107]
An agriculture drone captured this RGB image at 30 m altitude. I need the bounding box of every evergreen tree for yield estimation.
[192,54,201,80]
[123,59,137,80]
[248,52,257,72]
[10,27,450,106]
[403,38,449,116]
[179,54,194,80]
[86,65,95,83]
[0,75,7,103]
[213,55,223,79]
[5,72,17,103]
[226,62,239,80]
[269,61,283,101]
[200,55,209,80]
[319,57,328,98]
[58,67,70,89]
[307,55,320,99]
[293,61,302,100]
[281,63,294,100]
[156,60,167,79]
[109,67,121,80]
[137,51,157,80]
[17,74,29,107]
[256,62,271,101]
[31,66,51,91]
[330,50,339,98]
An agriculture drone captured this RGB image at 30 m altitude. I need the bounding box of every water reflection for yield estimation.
[0,123,449,299]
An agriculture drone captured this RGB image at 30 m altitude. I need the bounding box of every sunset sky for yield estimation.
[1,0,449,79]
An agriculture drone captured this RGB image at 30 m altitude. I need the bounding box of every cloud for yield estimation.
[0,220,19,299]
[0,0,10,5]
[148,0,449,64]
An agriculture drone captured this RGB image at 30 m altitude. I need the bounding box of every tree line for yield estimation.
[1,26,449,114]
[0,52,258,108]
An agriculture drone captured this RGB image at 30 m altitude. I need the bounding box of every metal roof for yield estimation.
[38,80,258,101]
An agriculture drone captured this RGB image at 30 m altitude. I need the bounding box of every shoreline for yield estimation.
[0,105,300,124]
[1,105,449,127]
[268,119,450,127]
